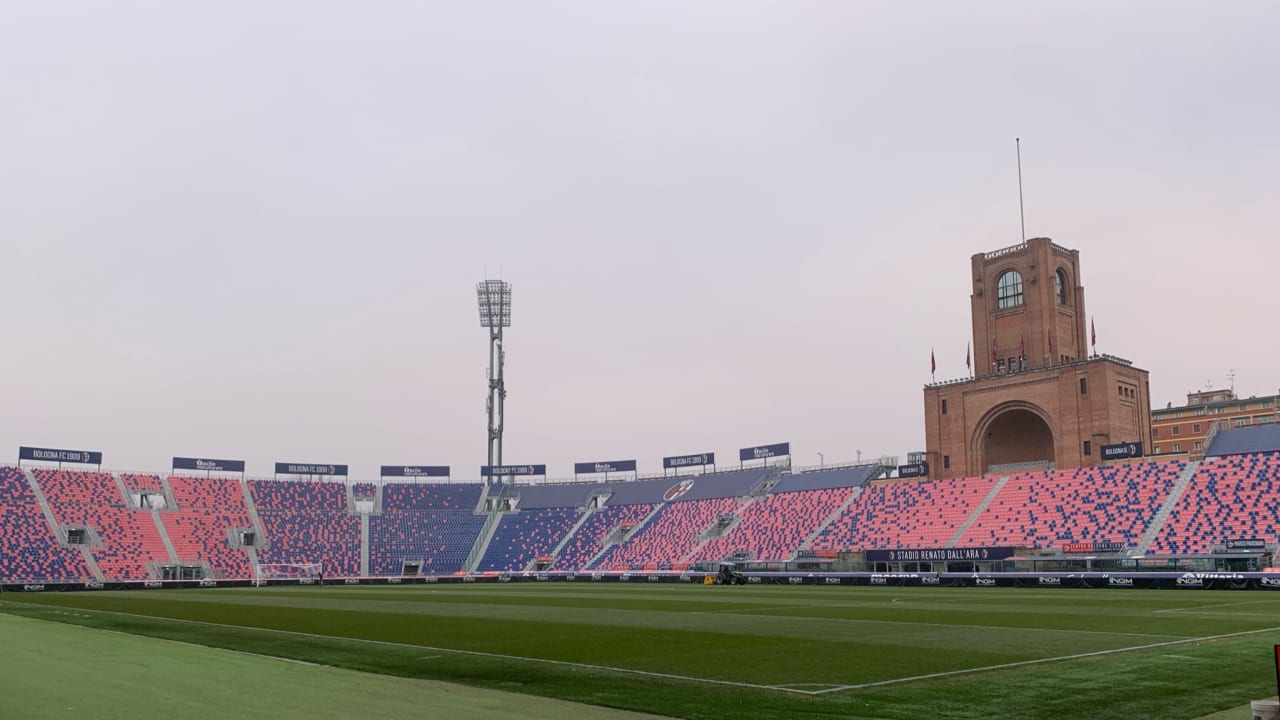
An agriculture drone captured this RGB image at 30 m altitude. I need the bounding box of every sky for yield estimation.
[2,1,1278,480]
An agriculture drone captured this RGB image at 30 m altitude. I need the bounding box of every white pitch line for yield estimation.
[15,605,806,695]
[1153,600,1269,614]
[723,605,1186,640]
[803,624,1280,695]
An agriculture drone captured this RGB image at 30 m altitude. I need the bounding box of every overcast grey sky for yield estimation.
[2,1,1277,479]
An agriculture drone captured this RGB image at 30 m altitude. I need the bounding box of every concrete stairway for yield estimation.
[582,503,666,570]
[359,514,370,576]
[681,496,758,564]
[150,511,180,562]
[548,508,595,561]
[795,486,863,555]
[946,475,1011,547]
[463,512,504,573]
[21,467,67,545]
[22,467,105,581]
[1133,460,1201,555]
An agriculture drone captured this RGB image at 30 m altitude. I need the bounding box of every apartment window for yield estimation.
[1192,423,1200,433]
[943,455,951,470]
[1083,440,1092,456]
[1153,428,1160,438]
[1172,426,1180,436]
[1173,443,1182,453]
[1196,408,1207,416]
[941,399,948,415]
[1194,441,1202,451]
[1118,386,1123,397]
[1153,445,1161,454]
[1080,378,1088,395]
[1235,418,1249,427]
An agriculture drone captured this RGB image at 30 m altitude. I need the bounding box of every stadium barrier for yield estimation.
[3,570,1278,593]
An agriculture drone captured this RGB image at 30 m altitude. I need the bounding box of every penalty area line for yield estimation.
[806,624,1280,695]
[11,604,813,696]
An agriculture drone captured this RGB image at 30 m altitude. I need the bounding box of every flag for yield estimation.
[1019,335,1025,359]
[991,337,997,365]
[1047,329,1055,360]
[1091,318,1097,350]
[965,343,971,373]
[931,349,936,377]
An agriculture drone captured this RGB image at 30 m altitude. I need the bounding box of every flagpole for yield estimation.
[1017,138,1026,243]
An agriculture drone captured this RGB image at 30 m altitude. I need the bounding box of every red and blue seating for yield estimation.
[595,497,738,570]
[35,469,169,580]
[956,462,1182,549]
[1,467,94,581]
[1150,453,1280,554]
[814,475,998,552]
[551,503,656,571]
[370,483,486,575]
[163,476,252,578]
[250,480,360,577]
[695,487,854,562]
[477,506,582,572]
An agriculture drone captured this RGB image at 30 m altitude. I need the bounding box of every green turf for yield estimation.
[0,611,667,720]
[4,584,1280,719]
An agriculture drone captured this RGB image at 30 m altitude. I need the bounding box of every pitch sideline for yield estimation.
[4,602,1279,698]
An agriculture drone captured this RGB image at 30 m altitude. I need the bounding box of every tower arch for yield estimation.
[972,401,1056,473]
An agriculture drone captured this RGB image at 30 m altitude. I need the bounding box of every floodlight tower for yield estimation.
[477,280,512,474]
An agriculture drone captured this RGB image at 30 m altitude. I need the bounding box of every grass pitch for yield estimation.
[3,583,1279,718]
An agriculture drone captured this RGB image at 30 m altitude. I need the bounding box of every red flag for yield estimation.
[991,337,997,365]
[1091,318,1097,349]
[1019,335,1025,359]
[1047,329,1055,359]
[965,343,971,372]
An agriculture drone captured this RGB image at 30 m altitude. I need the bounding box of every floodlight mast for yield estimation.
[477,280,511,482]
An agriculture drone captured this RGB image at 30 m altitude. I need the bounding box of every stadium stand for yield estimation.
[35,469,169,580]
[32,468,122,509]
[12,448,1280,582]
[694,487,855,562]
[814,475,998,552]
[120,473,165,492]
[382,483,482,512]
[0,466,94,582]
[477,506,583,572]
[1,465,36,502]
[251,480,360,577]
[551,502,656,571]
[772,466,879,493]
[0,504,93,582]
[595,496,739,570]
[955,462,1184,549]
[370,483,486,575]
[163,475,253,578]
[659,468,773,502]
[1149,453,1280,554]
[503,483,591,510]
[595,478,676,506]
[352,482,376,497]
[1205,425,1280,458]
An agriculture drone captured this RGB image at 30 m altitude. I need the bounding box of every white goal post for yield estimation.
[254,563,323,586]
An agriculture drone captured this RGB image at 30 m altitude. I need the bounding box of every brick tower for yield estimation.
[923,238,1152,479]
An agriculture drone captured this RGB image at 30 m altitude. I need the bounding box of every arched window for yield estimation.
[996,270,1023,309]
[1055,268,1068,305]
